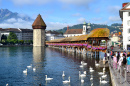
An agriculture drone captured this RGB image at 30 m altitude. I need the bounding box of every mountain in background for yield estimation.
[56,23,122,34]
[0,9,33,23]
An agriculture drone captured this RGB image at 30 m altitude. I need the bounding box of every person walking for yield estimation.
[118,53,124,71]
[113,54,117,69]
[127,53,130,72]
[117,52,120,62]
[107,51,110,60]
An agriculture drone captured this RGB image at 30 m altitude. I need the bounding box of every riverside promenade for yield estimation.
[108,46,130,86]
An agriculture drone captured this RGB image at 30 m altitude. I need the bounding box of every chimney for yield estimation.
[67,25,69,30]
[122,3,128,7]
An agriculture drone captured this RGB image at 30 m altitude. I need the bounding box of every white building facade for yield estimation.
[64,22,91,37]
[120,2,130,50]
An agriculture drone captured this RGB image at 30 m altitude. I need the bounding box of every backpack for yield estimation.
[122,57,127,65]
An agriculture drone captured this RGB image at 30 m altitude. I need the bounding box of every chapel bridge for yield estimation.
[46,28,109,53]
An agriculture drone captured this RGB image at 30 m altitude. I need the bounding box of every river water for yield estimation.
[0,46,112,86]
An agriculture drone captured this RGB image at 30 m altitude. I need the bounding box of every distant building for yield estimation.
[64,22,91,37]
[46,30,64,41]
[0,28,33,41]
[120,2,130,50]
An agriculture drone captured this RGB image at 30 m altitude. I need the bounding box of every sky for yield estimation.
[0,0,129,30]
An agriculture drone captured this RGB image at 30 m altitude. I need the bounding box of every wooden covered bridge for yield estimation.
[46,28,110,53]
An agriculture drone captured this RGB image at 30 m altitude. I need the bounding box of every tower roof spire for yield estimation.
[32,14,46,29]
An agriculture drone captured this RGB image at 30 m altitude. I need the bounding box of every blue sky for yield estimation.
[0,0,129,30]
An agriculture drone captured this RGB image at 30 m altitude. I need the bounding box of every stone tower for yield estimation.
[32,14,46,47]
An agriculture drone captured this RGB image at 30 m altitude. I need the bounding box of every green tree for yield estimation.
[1,34,7,41]
[7,32,17,40]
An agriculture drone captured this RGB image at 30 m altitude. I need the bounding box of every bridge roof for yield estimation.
[47,28,109,43]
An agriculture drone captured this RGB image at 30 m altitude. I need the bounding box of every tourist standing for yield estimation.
[113,54,117,69]
[120,51,123,57]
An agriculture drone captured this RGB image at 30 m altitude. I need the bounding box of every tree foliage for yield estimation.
[7,32,17,40]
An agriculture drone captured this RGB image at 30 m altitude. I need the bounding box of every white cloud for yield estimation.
[0,18,33,28]
[109,16,121,22]
[46,22,74,30]
[108,6,121,14]
[11,0,52,5]
[72,13,81,17]
[77,17,85,23]
[58,0,93,6]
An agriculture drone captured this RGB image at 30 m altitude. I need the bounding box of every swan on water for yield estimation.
[90,75,93,80]
[90,69,94,72]
[83,71,86,75]
[80,65,84,68]
[81,61,84,65]
[33,67,36,71]
[81,78,84,83]
[23,69,27,74]
[83,62,87,65]
[27,64,32,69]
[45,75,53,80]
[79,71,86,77]
[98,72,104,75]
[89,67,93,70]
[99,78,108,84]
[62,71,65,77]
[95,61,100,66]
[63,76,70,83]
[101,74,107,78]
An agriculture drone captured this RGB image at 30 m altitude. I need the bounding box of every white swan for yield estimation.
[45,75,53,80]
[83,71,86,75]
[23,69,27,74]
[33,67,36,72]
[62,71,65,77]
[90,75,93,80]
[101,74,107,78]
[63,76,70,83]
[81,79,84,83]
[91,83,93,86]
[89,67,93,70]
[100,78,108,84]
[83,62,87,65]
[6,83,8,86]
[90,69,94,72]
[80,65,84,68]
[27,64,32,69]
[98,72,104,75]
[79,71,86,77]
[103,67,105,71]
[81,61,84,65]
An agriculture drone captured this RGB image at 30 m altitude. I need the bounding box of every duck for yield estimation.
[79,71,86,77]
[99,78,108,84]
[27,64,32,69]
[23,69,27,74]
[83,71,86,75]
[62,71,65,77]
[33,67,36,72]
[45,75,53,80]
[63,76,70,83]
[81,78,84,83]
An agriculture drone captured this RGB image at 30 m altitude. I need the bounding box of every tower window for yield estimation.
[128,36,130,41]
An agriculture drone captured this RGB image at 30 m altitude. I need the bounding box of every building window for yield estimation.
[128,20,130,26]
[128,29,130,33]
[128,36,130,41]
